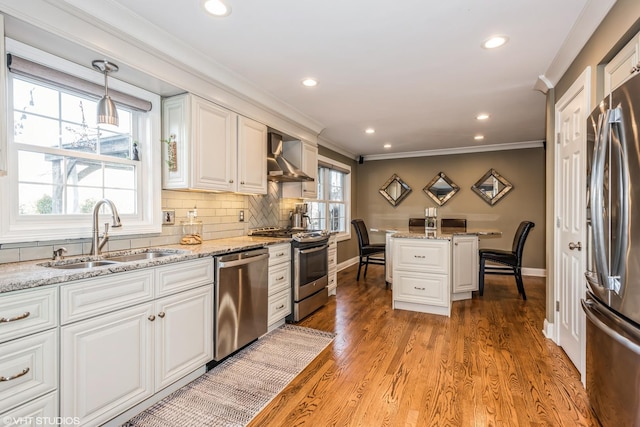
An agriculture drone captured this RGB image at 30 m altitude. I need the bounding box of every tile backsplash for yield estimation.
[0,182,300,264]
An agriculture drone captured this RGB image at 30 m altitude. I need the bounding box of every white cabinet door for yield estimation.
[60,304,154,427]
[154,285,213,390]
[604,33,640,95]
[394,271,450,307]
[237,116,267,194]
[192,95,237,191]
[452,235,478,293]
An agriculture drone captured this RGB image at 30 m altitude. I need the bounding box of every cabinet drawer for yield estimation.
[268,243,291,266]
[0,287,57,344]
[0,391,58,425]
[328,271,337,289]
[394,240,449,273]
[269,262,291,295]
[268,289,291,326]
[156,258,214,297]
[61,270,154,324]
[0,330,57,414]
[328,247,337,267]
[394,272,449,307]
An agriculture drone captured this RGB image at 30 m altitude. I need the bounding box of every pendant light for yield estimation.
[92,59,119,126]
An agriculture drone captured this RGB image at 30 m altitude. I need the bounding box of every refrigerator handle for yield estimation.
[610,108,628,295]
[590,110,610,290]
[582,299,640,355]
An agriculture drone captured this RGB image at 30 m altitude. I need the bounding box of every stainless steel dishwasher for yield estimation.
[213,248,269,361]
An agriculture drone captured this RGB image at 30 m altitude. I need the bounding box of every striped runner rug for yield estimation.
[123,325,335,427]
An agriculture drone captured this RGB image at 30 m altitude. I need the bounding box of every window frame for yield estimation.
[309,154,351,242]
[0,38,162,243]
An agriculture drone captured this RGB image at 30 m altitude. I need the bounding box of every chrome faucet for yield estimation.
[90,199,122,256]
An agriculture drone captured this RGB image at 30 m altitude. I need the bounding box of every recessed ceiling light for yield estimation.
[202,0,231,17]
[482,35,509,49]
[383,143,391,149]
[474,135,485,141]
[476,113,490,120]
[365,128,375,134]
[301,78,318,87]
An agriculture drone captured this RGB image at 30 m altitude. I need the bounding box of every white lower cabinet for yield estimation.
[392,238,451,316]
[327,234,337,295]
[267,243,291,330]
[1,392,58,426]
[60,258,214,427]
[452,235,478,299]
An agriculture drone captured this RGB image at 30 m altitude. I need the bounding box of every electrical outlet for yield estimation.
[162,209,175,225]
[239,210,245,222]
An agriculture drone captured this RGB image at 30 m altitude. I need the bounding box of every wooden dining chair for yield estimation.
[478,221,535,300]
[351,219,386,283]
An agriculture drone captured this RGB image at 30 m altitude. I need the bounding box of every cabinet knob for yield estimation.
[148,315,156,321]
[229,179,234,183]
[158,312,166,318]
[240,181,245,184]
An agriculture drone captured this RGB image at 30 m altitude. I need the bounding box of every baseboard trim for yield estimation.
[543,319,556,342]
[338,257,359,272]
[523,267,546,277]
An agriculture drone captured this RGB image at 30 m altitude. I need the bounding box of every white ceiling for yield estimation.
[7,0,616,159]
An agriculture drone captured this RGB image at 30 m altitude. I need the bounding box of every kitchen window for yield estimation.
[0,39,161,243]
[307,155,351,240]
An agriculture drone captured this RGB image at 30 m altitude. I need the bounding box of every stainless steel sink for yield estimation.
[106,251,176,262]
[50,260,120,269]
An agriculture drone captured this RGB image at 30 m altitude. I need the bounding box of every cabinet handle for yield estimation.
[158,312,166,318]
[414,287,426,291]
[277,276,285,281]
[148,315,156,321]
[276,252,284,257]
[240,181,245,184]
[0,367,30,382]
[0,311,31,323]
[276,304,285,310]
[414,255,425,259]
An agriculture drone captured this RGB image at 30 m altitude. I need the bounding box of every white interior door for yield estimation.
[554,68,590,379]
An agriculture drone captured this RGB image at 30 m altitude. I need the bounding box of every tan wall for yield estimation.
[356,148,546,269]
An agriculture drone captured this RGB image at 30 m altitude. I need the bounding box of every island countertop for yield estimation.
[0,236,290,294]
[372,227,501,239]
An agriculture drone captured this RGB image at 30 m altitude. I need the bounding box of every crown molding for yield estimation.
[362,140,544,162]
[534,0,617,90]
[318,136,358,161]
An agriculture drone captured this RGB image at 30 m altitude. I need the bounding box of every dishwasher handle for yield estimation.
[218,253,268,269]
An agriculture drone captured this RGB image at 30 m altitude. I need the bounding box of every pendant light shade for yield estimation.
[92,60,119,126]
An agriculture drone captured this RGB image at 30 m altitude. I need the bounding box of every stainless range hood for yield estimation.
[267,133,314,182]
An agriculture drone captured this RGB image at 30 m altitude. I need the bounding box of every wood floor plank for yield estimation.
[248,265,600,426]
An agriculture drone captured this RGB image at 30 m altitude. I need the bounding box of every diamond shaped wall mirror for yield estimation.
[471,168,513,205]
[379,174,412,206]
[423,172,459,206]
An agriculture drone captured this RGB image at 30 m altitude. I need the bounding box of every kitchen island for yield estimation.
[388,229,500,317]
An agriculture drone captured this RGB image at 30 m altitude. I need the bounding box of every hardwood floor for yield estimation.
[249,265,600,427]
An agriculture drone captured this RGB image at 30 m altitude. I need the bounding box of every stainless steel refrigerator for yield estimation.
[584,72,640,426]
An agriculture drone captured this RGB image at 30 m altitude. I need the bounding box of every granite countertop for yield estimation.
[375,227,502,240]
[0,236,290,294]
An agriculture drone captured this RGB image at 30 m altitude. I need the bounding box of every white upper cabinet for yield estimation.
[237,115,268,194]
[162,93,267,194]
[282,140,318,199]
[604,31,640,95]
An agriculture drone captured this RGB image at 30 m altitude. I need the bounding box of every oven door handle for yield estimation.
[299,244,328,255]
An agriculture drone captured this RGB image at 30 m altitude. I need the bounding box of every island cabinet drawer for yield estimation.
[0,329,57,414]
[268,263,290,295]
[393,272,449,307]
[268,243,291,267]
[60,270,154,325]
[394,240,449,273]
[0,392,58,424]
[155,258,214,297]
[268,289,291,326]
[0,287,57,344]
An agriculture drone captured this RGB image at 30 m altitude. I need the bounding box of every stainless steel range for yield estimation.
[249,227,330,321]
